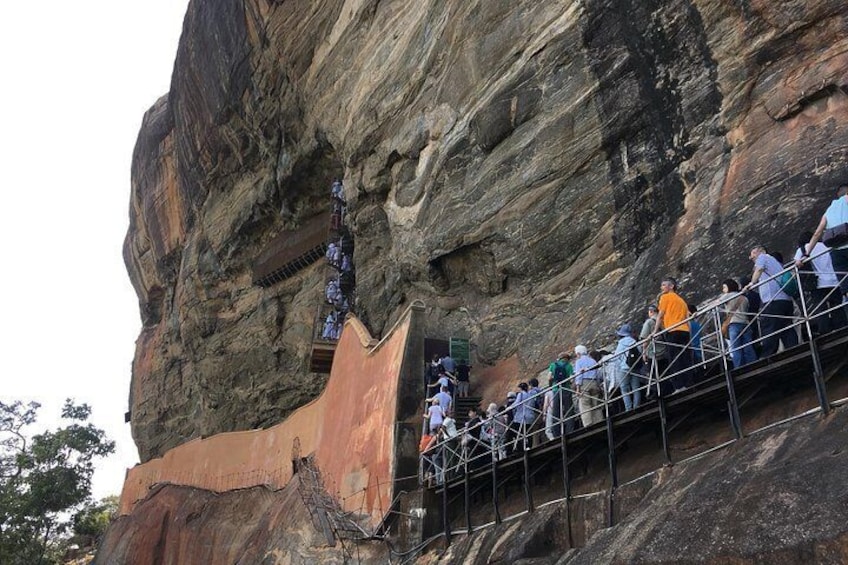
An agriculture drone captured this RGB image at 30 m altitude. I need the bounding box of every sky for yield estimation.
[0,1,190,500]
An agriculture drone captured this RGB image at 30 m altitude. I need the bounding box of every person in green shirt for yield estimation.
[548,353,574,437]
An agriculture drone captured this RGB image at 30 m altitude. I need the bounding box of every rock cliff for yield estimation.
[124,0,848,461]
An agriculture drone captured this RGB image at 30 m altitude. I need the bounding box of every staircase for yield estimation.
[308,180,355,374]
[453,396,483,429]
[294,455,371,548]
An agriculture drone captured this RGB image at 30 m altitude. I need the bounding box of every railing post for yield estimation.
[713,306,743,440]
[558,388,574,547]
[464,449,472,534]
[603,364,618,527]
[441,443,450,545]
[795,263,831,414]
[491,429,501,525]
[523,424,535,513]
[652,335,672,464]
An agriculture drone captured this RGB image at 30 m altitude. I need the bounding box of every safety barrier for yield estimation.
[419,249,848,541]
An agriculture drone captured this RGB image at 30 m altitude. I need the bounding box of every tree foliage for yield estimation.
[0,399,115,564]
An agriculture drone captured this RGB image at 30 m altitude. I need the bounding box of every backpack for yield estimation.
[796,247,818,293]
[553,362,568,383]
[530,388,543,413]
[626,346,641,368]
[780,271,799,299]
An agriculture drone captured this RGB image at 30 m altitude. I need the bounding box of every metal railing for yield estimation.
[418,248,848,539]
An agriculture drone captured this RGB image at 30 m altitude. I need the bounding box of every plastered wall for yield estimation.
[118,310,413,525]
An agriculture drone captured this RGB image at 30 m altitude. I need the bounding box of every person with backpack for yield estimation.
[800,184,848,303]
[743,246,799,356]
[548,353,575,437]
[794,231,847,335]
[511,383,535,451]
[527,377,544,447]
[613,324,640,411]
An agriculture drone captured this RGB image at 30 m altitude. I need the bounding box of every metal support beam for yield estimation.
[464,458,472,534]
[713,308,743,440]
[491,440,501,525]
[523,441,534,513]
[603,383,618,527]
[795,266,831,414]
[441,444,450,545]
[558,392,573,547]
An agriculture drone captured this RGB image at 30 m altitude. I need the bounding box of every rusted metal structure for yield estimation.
[252,212,332,286]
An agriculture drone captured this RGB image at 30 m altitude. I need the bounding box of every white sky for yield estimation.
[0,1,190,500]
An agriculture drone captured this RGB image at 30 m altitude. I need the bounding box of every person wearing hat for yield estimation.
[574,345,603,426]
[613,323,640,411]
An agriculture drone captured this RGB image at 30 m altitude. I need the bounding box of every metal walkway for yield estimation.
[420,252,848,542]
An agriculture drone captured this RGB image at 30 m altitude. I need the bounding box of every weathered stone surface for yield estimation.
[99,402,848,564]
[125,0,848,462]
[95,480,387,565]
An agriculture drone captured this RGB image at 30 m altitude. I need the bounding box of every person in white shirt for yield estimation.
[794,231,847,334]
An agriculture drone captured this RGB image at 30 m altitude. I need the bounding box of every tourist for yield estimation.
[424,398,445,434]
[504,391,517,454]
[801,185,848,302]
[463,407,486,470]
[543,377,556,441]
[340,253,353,272]
[719,279,758,368]
[744,246,798,356]
[427,369,454,395]
[331,179,344,202]
[640,304,669,395]
[653,276,692,393]
[440,354,456,375]
[528,377,544,447]
[321,312,337,340]
[613,324,640,411]
[511,383,535,451]
[485,403,508,460]
[433,385,453,416]
[441,416,460,479]
[548,352,574,437]
[574,345,603,426]
[794,231,847,334]
[325,242,340,267]
[455,359,471,398]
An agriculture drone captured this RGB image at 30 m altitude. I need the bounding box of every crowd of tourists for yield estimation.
[420,185,848,485]
[321,180,356,340]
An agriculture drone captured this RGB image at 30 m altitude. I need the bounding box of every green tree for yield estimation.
[0,399,115,565]
[71,494,119,547]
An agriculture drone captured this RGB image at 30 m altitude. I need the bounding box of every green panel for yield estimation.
[449,337,470,364]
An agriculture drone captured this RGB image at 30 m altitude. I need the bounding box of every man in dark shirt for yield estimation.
[455,359,471,398]
[464,407,485,470]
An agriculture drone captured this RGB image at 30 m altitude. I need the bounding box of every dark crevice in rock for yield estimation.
[428,241,506,297]
[774,84,847,121]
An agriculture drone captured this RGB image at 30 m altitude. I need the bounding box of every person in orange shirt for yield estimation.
[653,276,693,393]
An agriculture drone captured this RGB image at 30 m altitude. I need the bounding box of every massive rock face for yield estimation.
[125,0,848,461]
